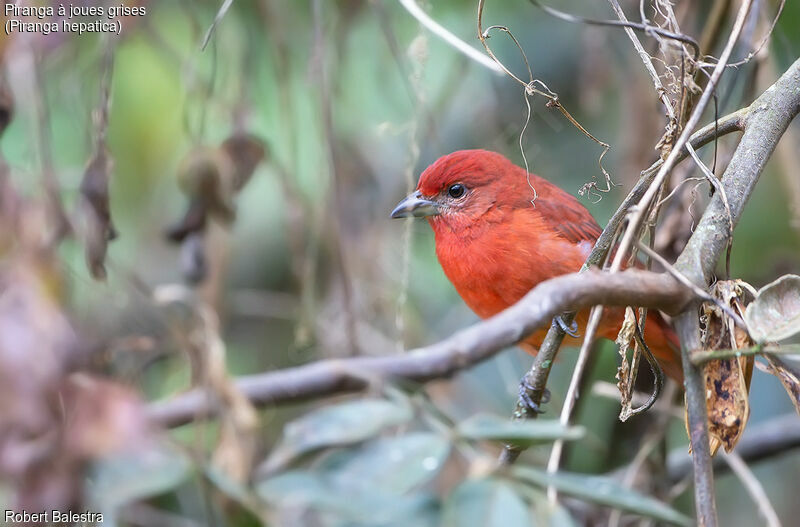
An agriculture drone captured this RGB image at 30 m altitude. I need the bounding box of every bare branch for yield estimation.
[675,58,800,287]
[636,242,745,328]
[607,0,675,119]
[672,55,800,527]
[147,269,694,427]
[610,0,754,277]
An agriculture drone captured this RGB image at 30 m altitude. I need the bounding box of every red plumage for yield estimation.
[400,149,682,381]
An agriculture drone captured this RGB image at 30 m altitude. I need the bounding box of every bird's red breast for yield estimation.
[392,149,682,381]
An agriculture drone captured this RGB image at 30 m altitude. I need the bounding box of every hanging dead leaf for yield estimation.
[164,199,208,243]
[176,145,237,222]
[179,232,208,284]
[615,307,637,422]
[685,281,753,455]
[79,147,117,280]
[763,354,800,416]
[220,133,267,192]
[744,274,800,342]
[0,72,13,139]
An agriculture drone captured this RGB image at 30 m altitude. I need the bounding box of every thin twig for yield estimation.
[690,344,800,365]
[636,242,745,328]
[395,20,427,352]
[397,0,502,73]
[720,452,782,527]
[476,0,615,198]
[527,0,700,60]
[610,0,753,277]
[201,0,235,50]
[720,0,787,68]
[685,142,734,243]
[546,305,604,503]
[607,0,675,119]
[313,0,360,355]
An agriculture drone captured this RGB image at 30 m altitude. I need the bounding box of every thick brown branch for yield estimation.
[147,269,693,427]
[672,56,800,526]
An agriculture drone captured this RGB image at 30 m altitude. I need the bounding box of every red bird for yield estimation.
[391,149,682,381]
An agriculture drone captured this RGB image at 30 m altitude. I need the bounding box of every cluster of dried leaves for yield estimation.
[0,86,155,513]
[165,133,267,283]
[689,277,800,456]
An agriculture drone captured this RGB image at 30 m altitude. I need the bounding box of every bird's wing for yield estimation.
[549,217,603,245]
[534,186,603,244]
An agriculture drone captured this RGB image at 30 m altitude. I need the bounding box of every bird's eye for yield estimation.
[448,183,466,199]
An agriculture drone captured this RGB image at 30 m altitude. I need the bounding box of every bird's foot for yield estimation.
[554,315,580,338]
[517,377,550,415]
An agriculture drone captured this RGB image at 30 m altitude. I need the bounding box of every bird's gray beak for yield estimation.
[390,190,441,219]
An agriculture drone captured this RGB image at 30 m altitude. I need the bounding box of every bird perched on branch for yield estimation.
[391,149,682,381]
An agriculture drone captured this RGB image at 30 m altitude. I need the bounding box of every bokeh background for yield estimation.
[1,0,799,525]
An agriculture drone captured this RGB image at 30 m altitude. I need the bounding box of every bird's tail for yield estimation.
[646,312,683,383]
[524,308,684,382]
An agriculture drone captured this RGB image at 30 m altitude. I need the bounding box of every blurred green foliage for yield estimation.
[2,0,800,525]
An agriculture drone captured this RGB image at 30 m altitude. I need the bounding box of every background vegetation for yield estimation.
[1,0,799,525]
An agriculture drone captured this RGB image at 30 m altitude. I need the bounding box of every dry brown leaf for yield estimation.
[701,354,751,455]
[220,133,267,191]
[61,374,149,459]
[0,72,13,139]
[79,146,116,280]
[0,257,153,512]
[615,307,638,422]
[686,281,754,455]
[177,146,237,222]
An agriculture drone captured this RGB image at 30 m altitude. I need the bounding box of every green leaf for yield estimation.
[511,467,691,526]
[256,470,438,524]
[378,498,441,527]
[529,491,579,527]
[256,470,345,512]
[745,274,800,342]
[258,431,449,524]
[323,432,451,494]
[457,414,584,446]
[87,443,192,525]
[442,479,532,527]
[262,398,413,473]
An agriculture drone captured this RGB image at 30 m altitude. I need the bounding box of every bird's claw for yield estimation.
[517,377,550,415]
[554,315,580,338]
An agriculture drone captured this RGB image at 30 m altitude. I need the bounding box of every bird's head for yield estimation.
[390,150,531,230]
